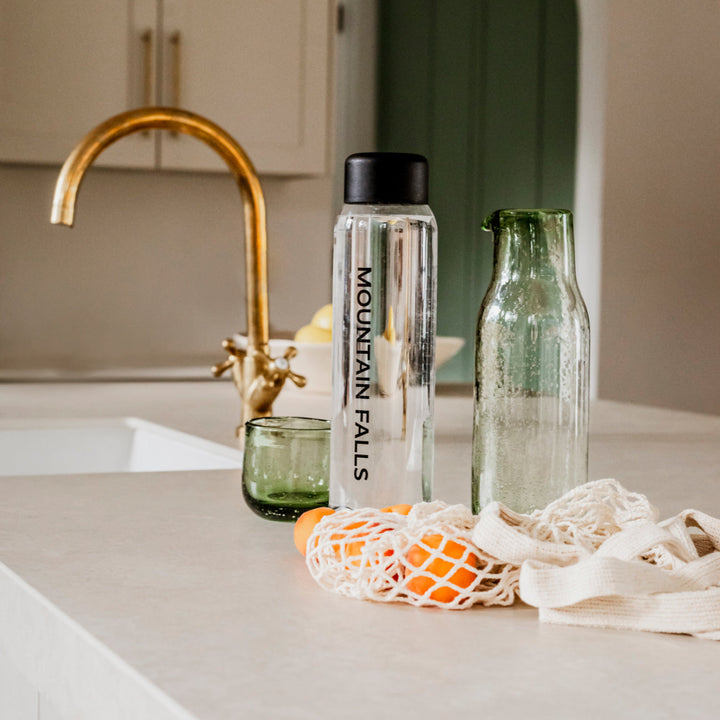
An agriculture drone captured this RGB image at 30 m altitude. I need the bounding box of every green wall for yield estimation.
[377,0,578,381]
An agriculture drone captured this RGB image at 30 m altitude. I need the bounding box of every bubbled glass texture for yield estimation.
[472,210,590,514]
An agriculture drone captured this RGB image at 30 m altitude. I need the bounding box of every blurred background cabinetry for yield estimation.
[0,0,332,173]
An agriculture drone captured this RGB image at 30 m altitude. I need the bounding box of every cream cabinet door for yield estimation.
[158,0,333,174]
[0,0,156,167]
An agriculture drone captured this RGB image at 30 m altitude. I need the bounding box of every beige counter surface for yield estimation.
[1,382,719,719]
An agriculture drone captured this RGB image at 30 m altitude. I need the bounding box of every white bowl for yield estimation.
[270,340,333,394]
[270,336,465,395]
[435,336,466,368]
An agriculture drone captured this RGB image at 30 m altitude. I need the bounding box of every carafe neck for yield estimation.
[483,209,576,282]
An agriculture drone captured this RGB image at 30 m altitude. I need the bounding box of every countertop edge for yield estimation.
[0,560,198,720]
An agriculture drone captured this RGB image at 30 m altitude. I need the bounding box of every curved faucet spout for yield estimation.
[50,107,304,435]
[51,106,268,352]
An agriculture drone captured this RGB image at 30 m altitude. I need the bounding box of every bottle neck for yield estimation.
[485,210,576,282]
[340,203,434,217]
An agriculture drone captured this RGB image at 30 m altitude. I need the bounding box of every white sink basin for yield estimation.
[0,417,243,477]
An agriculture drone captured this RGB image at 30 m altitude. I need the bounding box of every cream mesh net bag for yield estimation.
[306,479,720,639]
[306,501,517,609]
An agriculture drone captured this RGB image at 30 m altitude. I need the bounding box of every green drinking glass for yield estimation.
[242,417,330,521]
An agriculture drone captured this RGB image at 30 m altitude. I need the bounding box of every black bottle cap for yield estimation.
[344,152,429,204]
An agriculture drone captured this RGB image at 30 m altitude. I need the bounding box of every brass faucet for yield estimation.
[50,107,305,437]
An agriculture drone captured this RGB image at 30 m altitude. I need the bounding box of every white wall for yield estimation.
[553,0,720,415]
[575,0,607,400]
[598,0,720,415]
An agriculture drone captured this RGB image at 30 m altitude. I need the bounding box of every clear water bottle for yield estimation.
[472,209,590,514]
[330,153,437,509]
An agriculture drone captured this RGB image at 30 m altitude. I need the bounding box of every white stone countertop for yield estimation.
[1,382,719,719]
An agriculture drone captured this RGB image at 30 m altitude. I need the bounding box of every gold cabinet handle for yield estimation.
[141,28,154,106]
[140,29,153,136]
[168,31,181,136]
[169,31,181,107]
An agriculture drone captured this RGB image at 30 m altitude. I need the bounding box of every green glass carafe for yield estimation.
[472,209,590,514]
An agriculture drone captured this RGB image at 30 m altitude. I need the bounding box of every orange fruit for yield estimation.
[337,508,410,571]
[331,520,366,560]
[331,520,379,566]
[330,519,399,577]
[293,507,335,556]
[405,533,478,603]
[381,504,413,515]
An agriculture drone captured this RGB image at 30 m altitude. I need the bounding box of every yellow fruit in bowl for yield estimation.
[294,324,332,343]
[294,304,333,343]
[310,304,333,332]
